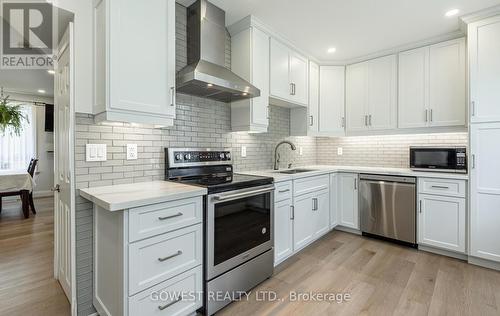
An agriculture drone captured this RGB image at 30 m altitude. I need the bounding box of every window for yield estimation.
[0,104,36,171]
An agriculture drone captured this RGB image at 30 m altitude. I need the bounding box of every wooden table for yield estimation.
[0,170,34,218]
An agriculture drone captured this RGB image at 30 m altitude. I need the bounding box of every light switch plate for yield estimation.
[337,147,343,156]
[127,144,138,160]
[86,144,107,162]
[241,146,247,158]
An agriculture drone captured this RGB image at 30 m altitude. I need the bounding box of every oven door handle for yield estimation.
[212,185,275,202]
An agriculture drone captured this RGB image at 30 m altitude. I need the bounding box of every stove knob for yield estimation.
[184,153,192,160]
[174,154,182,161]
[219,153,225,159]
[226,153,231,160]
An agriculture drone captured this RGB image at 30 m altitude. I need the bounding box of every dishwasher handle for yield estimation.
[359,174,416,184]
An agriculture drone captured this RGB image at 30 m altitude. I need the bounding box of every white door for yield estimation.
[429,38,466,127]
[54,24,76,310]
[398,47,429,128]
[418,194,466,253]
[339,173,359,229]
[367,55,397,130]
[469,16,500,123]
[312,190,330,238]
[319,66,345,135]
[330,174,338,228]
[274,199,293,265]
[346,62,368,132]
[251,27,270,127]
[109,0,175,117]
[470,123,500,262]
[270,39,291,100]
[289,52,308,105]
[293,193,314,251]
[308,61,319,133]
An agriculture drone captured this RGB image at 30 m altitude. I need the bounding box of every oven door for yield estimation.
[207,185,274,280]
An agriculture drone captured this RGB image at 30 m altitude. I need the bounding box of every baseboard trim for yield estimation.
[419,245,468,261]
[333,225,362,235]
[34,191,53,198]
[468,256,500,271]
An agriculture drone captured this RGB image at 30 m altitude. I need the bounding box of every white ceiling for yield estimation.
[0,69,54,97]
[209,0,500,62]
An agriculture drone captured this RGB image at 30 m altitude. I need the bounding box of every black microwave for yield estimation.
[410,147,467,173]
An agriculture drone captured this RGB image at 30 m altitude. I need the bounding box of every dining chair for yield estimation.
[27,158,38,214]
[0,158,38,217]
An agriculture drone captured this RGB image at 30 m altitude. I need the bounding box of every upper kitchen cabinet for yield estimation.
[469,16,500,123]
[270,38,309,107]
[318,66,346,136]
[92,0,176,126]
[399,38,466,129]
[230,24,270,132]
[346,55,397,134]
[290,61,320,136]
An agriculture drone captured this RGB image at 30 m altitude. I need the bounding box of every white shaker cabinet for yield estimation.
[93,0,176,126]
[270,38,308,107]
[274,198,294,265]
[312,189,330,239]
[469,16,500,123]
[338,173,359,229]
[319,66,346,136]
[308,61,320,133]
[399,38,466,129]
[293,192,315,251]
[470,123,500,262]
[230,26,270,132]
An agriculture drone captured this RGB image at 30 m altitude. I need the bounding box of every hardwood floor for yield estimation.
[218,231,500,316]
[0,197,70,316]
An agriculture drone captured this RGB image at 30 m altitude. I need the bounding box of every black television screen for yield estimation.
[44,104,54,132]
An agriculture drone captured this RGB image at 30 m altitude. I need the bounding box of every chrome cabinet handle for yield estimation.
[278,189,290,193]
[309,115,314,127]
[430,109,433,122]
[290,205,294,220]
[419,200,422,213]
[290,83,294,95]
[341,117,345,128]
[312,198,318,211]
[431,185,449,189]
[159,212,183,221]
[170,87,175,106]
[364,115,368,126]
[158,296,182,311]
[472,154,475,169]
[425,109,428,122]
[158,250,182,262]
[354,178,357,190]
[471,101,475,116]
[369,114,372,126]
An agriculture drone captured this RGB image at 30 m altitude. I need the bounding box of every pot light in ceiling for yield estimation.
[445,9,459,17]
[47,70,55,75]
[327,47,337,54]
[37,89,46,94]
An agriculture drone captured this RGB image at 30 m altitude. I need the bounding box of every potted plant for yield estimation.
[0,95,29,136]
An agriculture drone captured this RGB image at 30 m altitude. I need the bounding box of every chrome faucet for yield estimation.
[274,140,297,170]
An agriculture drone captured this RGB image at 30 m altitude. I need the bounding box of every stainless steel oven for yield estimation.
[410,147,467,173]
[207,184,274,280]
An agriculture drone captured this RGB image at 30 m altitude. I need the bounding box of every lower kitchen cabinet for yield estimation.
[312,189,330,238]
[418,194,466,253]
[338,173,359,229]
[330,173,339,228]
[293,192,315,251]
[274,198,294,265]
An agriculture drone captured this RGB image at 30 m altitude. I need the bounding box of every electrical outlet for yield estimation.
[337,147,343,156]
[241,146,247,158]
[299,147,303,156]
[86,144,107,162]
[127,144,138,160]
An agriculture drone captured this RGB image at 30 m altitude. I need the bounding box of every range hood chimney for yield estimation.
[176,0,260,103]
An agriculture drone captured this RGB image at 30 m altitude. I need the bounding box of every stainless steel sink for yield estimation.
[274,168,316,174]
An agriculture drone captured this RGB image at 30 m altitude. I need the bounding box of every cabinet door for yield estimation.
[270,39,291,100]
[109,0,175,117]
[418,194,466,253]
[429,38,466,127]
[313,190,330,238]
[289,52,309,105]
[346,62,368,132]
[251,28,270,126]
[367,55,397,130]
[330,174,338,228]
[339,173,359,229]
[470,123,500,262]
[308,61,320,133]
[398,47,429,128]
[469,16,500,123]
[274,199,294,265]
[293,194,314,251]
[319,66,346,135]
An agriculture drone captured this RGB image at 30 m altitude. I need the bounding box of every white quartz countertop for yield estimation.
[79,181,207,211]
[239,165,469,182]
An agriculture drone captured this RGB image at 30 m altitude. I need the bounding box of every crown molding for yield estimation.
[460,4,500,24]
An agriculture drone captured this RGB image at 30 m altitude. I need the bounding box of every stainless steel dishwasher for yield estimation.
[359,174,417,245]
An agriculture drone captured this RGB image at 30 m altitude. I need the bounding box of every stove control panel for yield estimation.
[167,148,232,167]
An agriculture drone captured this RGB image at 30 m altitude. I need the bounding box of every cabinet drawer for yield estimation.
[129,197,202,242]
[129,224,202,295]
[129,266,202,316]
[293,175,329,196]
[275,181,292,202]
[418,178,466,198]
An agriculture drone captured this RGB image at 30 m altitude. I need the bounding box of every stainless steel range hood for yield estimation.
[176,0,260,103]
